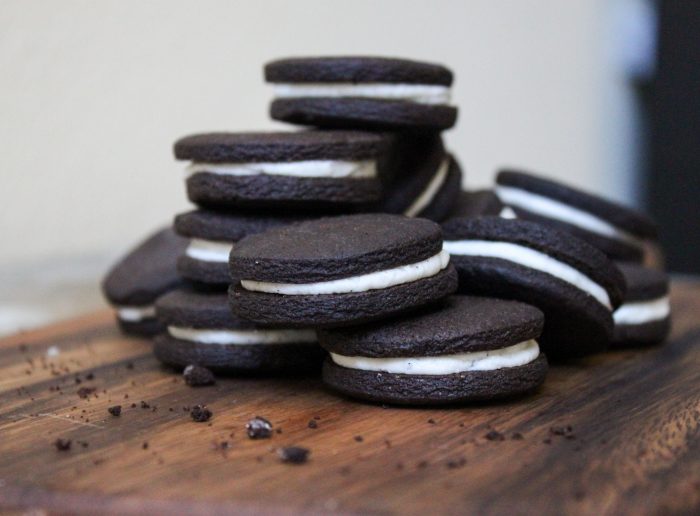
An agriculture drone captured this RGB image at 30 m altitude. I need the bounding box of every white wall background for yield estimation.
[0,0,645,269]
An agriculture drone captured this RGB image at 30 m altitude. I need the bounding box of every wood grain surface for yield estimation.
[1,281,700,515]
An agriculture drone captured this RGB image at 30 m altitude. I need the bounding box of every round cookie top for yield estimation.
[102,227,187,306]
[497,170,658,238]
[265,56,453,86]
[230,213,443,283]
[174,130,388,163]
[616,263,669,301]
[442,216,626,308]
[318,296,543,358]
[448,190,505,219]
[175,209,313,242]
[156,288,254,330]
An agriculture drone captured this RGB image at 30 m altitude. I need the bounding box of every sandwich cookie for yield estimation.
[319,296,548,405]
[496,170,658,262]
[154,289,322,373]
[441,217,626,358]
[102,227,187,336]
[174,209,312,286]
[448,190,517,219]
[175,131,389,209]
[230,214,458,328]
[612,263,671,347]
[266,56,457,132]
[375,135,462,222]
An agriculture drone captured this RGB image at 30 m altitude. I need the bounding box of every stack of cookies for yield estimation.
[102,55,671,406]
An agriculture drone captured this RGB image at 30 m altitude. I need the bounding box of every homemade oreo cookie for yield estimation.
[496,170,658,262]
[154,288,322,373]
[441,217,626,358]
[319,296,548,405]
[174,209,312,286]
[266,56,457,131]
[374,135,462,221]
[612,263,671,347]
[102,227,187,336]
[230,214,458,328]
[175,131,389,209]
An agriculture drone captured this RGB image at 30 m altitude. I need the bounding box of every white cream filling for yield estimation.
[186,160,376,179]
[241,249,450,296]
[273,83,451,105]
[168,326,317,345]
[185,238,233,263]
[613,295,670,326]
[499,206,518,219]
[403,158,450,217]
[116,305,156,322]
[495,185,644,249]
[330,339,539,375]
[443,240,612,309]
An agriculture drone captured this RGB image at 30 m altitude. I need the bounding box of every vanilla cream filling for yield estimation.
[403,158,450,217]
[187,160,376,179]
[330,339,539,375]
[273,83,451,105]
[186,238,233,263]
[116,305,156,322]
[495,185,644,249]
[241,249,450,296]
[499,206,518,219]
[613,296,670,326]
[443,240,612,309]
[168,326,317,345]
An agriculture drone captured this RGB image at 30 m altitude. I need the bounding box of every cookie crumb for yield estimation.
[108,405,122,417]
[246,416,272,439]
[183,365,216,387]
[485,430,505,441]
[278,446,309,464]
[190,405,212,423]
[77,387,96,399]
[54,438,71,451]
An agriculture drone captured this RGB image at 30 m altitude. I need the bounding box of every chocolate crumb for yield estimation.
[183,365,216,387]
[543,438,552,445]
[85,373,94,380]
[354,435,364,442]
[485,430,505,441]
[278,446,309,464]
[417,460,428,469]
[131,403,137,408]
[126,362,134,370]
[54,438,71,451]
[190,405,212,423]
[77,387,96,399]
[447,457,467,469]
[142,442,149,450]
[276,428,283,434]
[308,420,318,429]
[511,432,524,440]
[246,416,272,439]
[140,401,150,409]
[108,405,122,417]
[428,418,436,425]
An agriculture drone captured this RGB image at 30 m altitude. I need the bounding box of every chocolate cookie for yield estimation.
[373,135,462,221]
[174,131,389,210]
[230,214,458,328]
[319,296,548,405]
[448,190,516,219]
[102,227,187,336]
[154,288,322,373]
[496,169,658,262]
[174,209,314,286]
[441,216,626,358]
[265,56,457,132]
[612,263,671,347]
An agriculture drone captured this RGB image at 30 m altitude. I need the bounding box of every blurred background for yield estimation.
[0,0,697,334]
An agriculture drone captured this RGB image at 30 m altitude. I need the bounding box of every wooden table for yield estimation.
[1,281,700,515]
